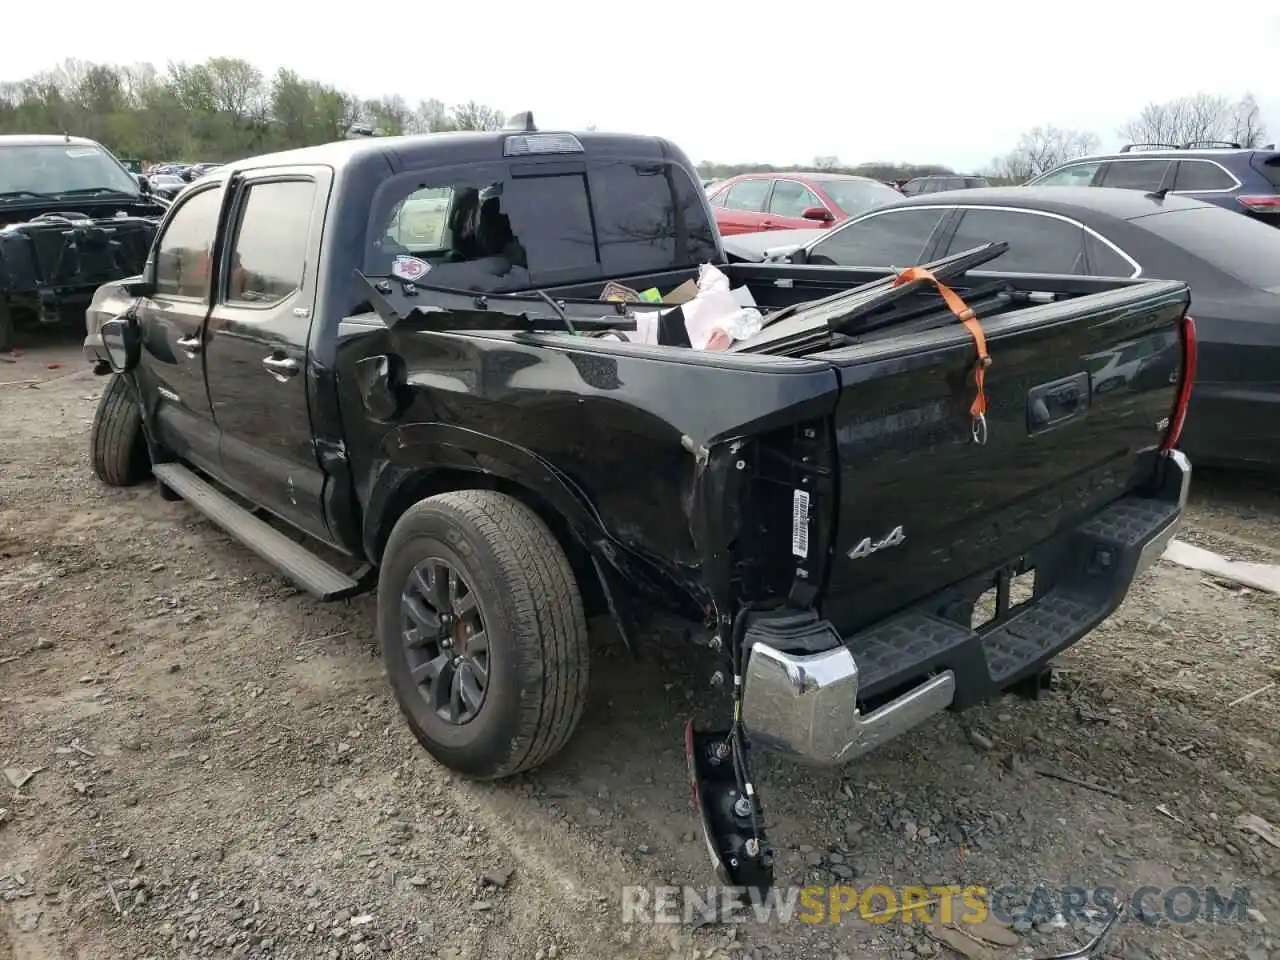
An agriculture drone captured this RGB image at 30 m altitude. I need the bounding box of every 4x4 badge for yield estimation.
[848,525,906,560]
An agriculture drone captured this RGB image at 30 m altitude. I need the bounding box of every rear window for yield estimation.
[366,159,717,290]
[1137,206,1280,288]
[1173,160,1237,192]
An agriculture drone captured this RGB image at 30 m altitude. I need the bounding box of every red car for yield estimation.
[706,172,903,235]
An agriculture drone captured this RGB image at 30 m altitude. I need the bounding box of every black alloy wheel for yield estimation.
[401,558,490,725]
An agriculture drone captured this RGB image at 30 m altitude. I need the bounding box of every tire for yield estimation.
[90,374,151,486]
[377,490,590,780]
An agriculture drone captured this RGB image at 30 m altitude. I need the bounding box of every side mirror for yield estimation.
[123,261,158,298]
[100,313,142,374]
[136,174,151,195]
[802,206,835,223]
[788,247,809,265]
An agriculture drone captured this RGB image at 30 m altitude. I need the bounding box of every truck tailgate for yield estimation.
[812,279,1189,637]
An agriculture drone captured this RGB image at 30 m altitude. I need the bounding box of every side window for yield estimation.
[154,187,222,299]
[1172,160,1236,192]
[224,181,316,305]
[807,209,947,267]
[708,188,728,208]
[769,180,823,218]
[946,209,1086,274]
[1084,234,1136,277]
[1098,159,1172,191]
[1034,162,1101,187]
[723,179,770,212]
[901,180,923,196]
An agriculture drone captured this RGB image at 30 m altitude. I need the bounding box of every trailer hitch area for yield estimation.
[685,720,774,897]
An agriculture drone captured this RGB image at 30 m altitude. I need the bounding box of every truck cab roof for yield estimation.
[0,134,105,148]
[215,129,689,178]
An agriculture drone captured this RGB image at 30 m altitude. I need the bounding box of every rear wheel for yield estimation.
[90,374,151,486]
[377,490,590,779]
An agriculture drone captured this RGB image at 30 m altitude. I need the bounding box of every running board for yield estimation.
[152,462,366,601]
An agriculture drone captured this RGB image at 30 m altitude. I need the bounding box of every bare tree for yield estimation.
[1229,94,1266,148]
[1120,93,1267,148]
[988,126,1099,182]
[812,155,841,170]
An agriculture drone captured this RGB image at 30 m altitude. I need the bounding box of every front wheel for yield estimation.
[89,374,150,486]
[377,490,590,779]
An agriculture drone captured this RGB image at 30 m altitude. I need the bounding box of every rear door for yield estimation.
[716,178,772,235]
[132,181,225,473]
[202,169,333,542]
[935,207,1128,276]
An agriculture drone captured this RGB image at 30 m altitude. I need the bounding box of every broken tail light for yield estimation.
[1162,313,1197,452]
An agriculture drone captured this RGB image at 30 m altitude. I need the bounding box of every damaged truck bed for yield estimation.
[82,118,1196,894]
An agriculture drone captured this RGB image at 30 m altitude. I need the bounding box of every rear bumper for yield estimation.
[742,450,1190,765]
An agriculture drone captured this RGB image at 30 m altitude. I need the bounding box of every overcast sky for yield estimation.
[5,2,1279,171]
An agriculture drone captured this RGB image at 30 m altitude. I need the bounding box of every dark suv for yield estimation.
[901,175,990,195]
[1027,141,1280,225]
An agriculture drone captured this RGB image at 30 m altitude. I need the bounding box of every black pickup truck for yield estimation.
[0,134,168,351]
[83,116,1195,893]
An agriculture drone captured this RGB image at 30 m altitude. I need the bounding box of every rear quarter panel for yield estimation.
[332,323,840,614]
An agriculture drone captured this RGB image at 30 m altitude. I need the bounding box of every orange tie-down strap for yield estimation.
[892,266,992,443]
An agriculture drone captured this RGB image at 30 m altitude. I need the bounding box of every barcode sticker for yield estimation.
[791,489,811,558]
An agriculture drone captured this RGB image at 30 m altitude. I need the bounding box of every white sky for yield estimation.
[6,1,1279,171]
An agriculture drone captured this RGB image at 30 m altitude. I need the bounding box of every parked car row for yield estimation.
[143,161,225,199]
[722,172,1280,472]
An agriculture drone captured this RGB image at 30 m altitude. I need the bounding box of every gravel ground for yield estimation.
[2,333,1278,960]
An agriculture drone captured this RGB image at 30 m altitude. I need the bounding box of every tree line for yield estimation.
[984,93,1268,184]
[0,60,1271,186]
[0,58,508,162]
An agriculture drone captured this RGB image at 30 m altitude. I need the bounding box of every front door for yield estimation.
[763,179,827,230]
[202,170,332,542]
[133,182,225,473]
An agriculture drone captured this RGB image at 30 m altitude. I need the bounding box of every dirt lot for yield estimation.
[2,333,1278,960]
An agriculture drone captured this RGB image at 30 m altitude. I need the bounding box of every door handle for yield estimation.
[262,355,299,380]
[176,335,202,355]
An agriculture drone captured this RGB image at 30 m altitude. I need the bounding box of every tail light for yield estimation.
[1162,313,1197,452]
[1236,195,1280,214]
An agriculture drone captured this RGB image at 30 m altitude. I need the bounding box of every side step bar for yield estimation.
[152,463,367,601]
